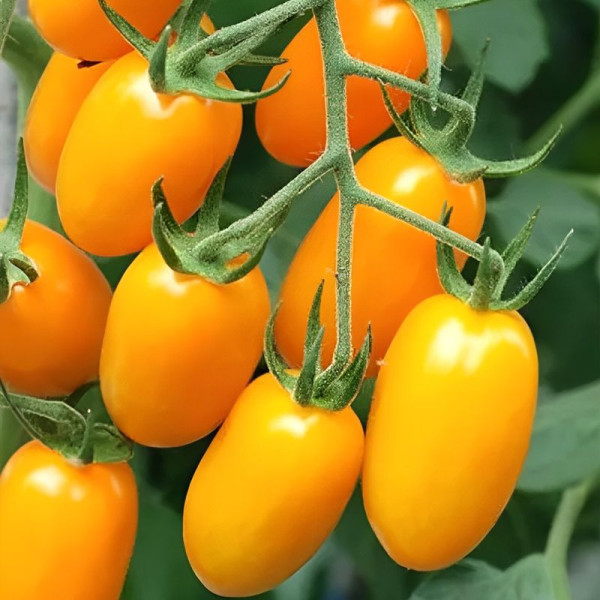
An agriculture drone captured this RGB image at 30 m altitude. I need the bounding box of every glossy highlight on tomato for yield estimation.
[0,441,138,600]
[256,0,452,167]
[100,243,270,448]
[56,50,242,257]
[363,294,539,570]
[0,220,112,397]
[28,0,181,62]
[276,137,486,376]
[24,53,113,194]
[183,373,364,597]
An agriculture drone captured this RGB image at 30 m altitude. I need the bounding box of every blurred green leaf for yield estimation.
[519,381,600,493]
[452,0,549,93]
[487,170,600,271]
[410,555,554,600]
[0,0,16,54]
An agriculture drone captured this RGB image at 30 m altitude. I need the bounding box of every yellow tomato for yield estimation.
[363,294,539,570]
[183,373,364,596]
[0,441,138,600]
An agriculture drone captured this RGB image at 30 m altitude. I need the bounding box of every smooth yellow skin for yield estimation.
[0,441,138,600]
[100,244,270,448]
[363,295,538,571]
[183,373,365,597]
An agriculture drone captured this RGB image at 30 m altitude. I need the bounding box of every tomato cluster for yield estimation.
[0,1,542,598]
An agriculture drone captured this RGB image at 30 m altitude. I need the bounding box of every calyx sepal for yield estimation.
[98,0,290,103]
[0,139,38,304]
[264,283,372,411]
[0,381,133,464]
[382,44,560,184]
[437,206,572,311]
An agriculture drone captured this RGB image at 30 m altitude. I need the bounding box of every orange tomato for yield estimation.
[183,373,364,596]
[24,53,113,194]
[275,137,486,376]
[56,50,242,257]
[100,243,270,448]
[363,294,538,570]
[28,0,181,61]
[0,440,138,600]
[0,220,112,397]
[255,0,452,167]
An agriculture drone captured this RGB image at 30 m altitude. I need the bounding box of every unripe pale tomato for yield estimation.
[100,244,270,448]
[183,373,364,597]
[255,0,452,167]
[24,53,113,194]
[276,137,486,376]
[0,441,138,600]
[56,51,242,257]
[363,294,538,571]
[28,0,181,62]
[0,220,112,397]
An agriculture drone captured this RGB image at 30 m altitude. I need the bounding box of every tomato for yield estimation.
[362,294,538,570]
[275,137,486,376]
[0,220,112,397]
[0,440,138,600]
[24,54,113,195]
[183,373,364,596]
[56,50,242,257]
[28,0,181,62]
[100,243,270,448]
[255,0,452,167]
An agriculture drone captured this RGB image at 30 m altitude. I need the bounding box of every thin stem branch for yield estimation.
[544,477,596,600]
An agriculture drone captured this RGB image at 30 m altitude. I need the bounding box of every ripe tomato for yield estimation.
[255,0,452,167]
[0,220,112,397]
[0,440,138,600]
[276,137,486,376]
[28,0,181,62]
[100,243,270,448]
[363,294,538,570]
[183,373,364,596]
[24,54,113,195]
[56,50,242,257]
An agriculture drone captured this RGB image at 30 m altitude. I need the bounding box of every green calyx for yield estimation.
[0,139,38,304]
[0,381,133,464]
[264,282,372,412]
[153,160,285,284]
[437,206,572,312]
[382,44,560,184]
[98,0,290,103]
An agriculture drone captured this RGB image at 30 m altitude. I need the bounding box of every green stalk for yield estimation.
[544,478,596,600]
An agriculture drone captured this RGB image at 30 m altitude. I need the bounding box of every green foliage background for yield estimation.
[1,0,600,599]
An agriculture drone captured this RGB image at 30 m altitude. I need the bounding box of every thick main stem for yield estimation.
[544,477,595,600]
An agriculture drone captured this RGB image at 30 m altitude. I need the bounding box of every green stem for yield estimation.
[544,477,596,600]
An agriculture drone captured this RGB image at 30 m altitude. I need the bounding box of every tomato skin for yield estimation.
[100,244,270,448]
[275,137,486,376]
[255,0,452,167]
[24,54,113,195]
[183,373,364,597]
[56,51,242,257]
[0,441,138,600]
[363,294,538,571]
[28,0,181,62]
[0,220,112,397]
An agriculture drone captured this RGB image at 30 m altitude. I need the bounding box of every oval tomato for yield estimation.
[255,0,452,167]
[0,220,112,397]
[0,440,138,599]
[363,294,538,570]
[56,50,242,257]
[183,373,364,596]
[275,137,486,376]
[100,243,270,448]
[28,0,181,62]
[24,53,113,195]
